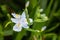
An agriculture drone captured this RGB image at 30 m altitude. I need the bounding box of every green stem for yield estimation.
[40,33,42,40]
[46,23,59,32]
[25,28,40,33]
[25,8,30,25]
[44,33,57,40]
[5,21,12,28]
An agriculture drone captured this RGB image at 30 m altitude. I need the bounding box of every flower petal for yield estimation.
[20,18,28,25]
[11,13,16,17]
[13,24,22,32]
[21,21,29,28]
[22,24,29,28]
[21,11,26,19]
[41,26,46,31]
[12,13,20,18]
[11,18,18,23]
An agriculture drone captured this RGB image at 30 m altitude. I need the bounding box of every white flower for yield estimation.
[11,11,33,32]
[25,1,30,8]
[41,26,46,32]
[29,18,33,25]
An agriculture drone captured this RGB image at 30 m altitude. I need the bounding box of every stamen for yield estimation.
[25,19,28,24]
[17,23,20,27]
[16,14,19,18]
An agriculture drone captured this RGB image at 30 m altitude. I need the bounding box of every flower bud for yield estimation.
[25,1,30,8]
[40,9,43,12]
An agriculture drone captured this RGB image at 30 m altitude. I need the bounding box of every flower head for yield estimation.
[11,11,33,32]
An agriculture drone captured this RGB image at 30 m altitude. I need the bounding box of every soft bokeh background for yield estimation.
[0,0,60,40]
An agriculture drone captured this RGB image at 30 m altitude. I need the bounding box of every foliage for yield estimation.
[0,0,60,40]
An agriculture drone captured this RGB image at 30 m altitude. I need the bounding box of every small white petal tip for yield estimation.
[40,9,43,12]
[41,26,46,31]
[29,18,33,23]
[11,13,16,16]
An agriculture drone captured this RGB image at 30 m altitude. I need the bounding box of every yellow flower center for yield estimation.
[25,19,28,24]
[17,23,20,27]
[16,14,19,18]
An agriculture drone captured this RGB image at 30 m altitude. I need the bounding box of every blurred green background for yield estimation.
[0,0,60,40]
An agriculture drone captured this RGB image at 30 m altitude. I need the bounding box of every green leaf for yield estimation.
[44,33,57,40]
[1,5,7,12]
[30,0,37,8]
[5,21,12,28]
[46,23,59,32]
[45,0,53,16]
[0,24,4,40]
[0,24,4,36]
[15,29,26,40]
[51,0,58,13]
[58,35,60,40]
[0,37,4,40]
[4,30,13,36]
[40,0,47,9]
